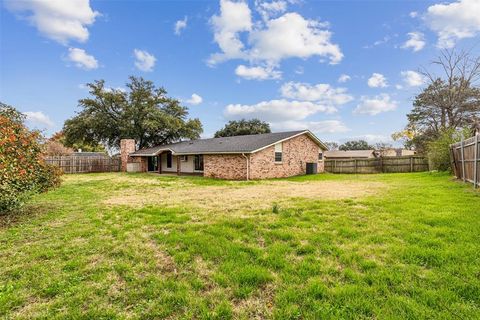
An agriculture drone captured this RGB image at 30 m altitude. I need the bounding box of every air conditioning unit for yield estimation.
[306,162,317,174]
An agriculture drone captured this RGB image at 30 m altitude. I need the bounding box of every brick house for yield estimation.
[120,130,328,180]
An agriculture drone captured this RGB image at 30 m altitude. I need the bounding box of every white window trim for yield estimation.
[274,142,283,163]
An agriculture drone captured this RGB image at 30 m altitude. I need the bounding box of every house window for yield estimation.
[194,155,204,171]
[318,152,323,161]
[167,152,172,168]
[180,155,188,162]
[274,142,282,162]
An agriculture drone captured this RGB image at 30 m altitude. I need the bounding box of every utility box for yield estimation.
[306,162,317,174]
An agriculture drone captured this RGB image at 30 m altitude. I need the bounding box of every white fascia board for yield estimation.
[129,148,175,157]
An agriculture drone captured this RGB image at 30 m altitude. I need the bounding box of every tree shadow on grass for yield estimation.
[0,203,58,229]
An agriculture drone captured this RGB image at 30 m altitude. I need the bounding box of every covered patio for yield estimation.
[144,151,204,176]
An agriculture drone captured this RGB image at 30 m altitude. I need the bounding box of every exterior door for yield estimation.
[147,156,158,171]
[194,155,204,171]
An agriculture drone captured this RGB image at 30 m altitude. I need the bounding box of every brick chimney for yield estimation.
[120,139,136,172]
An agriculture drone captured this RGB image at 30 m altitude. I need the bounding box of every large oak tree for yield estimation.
[339,140,373,151]
[214,119,271,138]
[63,76,203,149]
[395,49,480,152]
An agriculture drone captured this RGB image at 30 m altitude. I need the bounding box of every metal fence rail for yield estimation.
[324,156,429,174]
[44,155,121,174]
[450,135,479,188]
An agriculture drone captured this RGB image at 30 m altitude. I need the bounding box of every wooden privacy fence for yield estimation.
[324,156,429,174]
[450,135,479,188]
[44,155,121,174]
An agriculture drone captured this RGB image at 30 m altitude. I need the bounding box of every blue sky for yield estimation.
[1,0,479,145]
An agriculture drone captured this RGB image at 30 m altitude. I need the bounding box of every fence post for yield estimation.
[354,159,357,174]
[474,134,478,188]
[449,145,457,178]
[410,156,413,172]
[380,157,384,173]
[460,136,466,182]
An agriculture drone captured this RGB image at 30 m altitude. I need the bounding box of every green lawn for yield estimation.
[1,172,479,319]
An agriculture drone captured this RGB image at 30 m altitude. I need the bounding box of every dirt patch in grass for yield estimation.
[103,180,385,213]
[233,283,276,319]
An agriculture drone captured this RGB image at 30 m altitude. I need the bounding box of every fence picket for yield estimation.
[474,135,478,189]
[44,155,121,174]
[460,137,466,182]
[324,156,428,174]
[450,135,480,188]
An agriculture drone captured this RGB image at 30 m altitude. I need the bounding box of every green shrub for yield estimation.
[0,103,62,213]
[427,128,470,172]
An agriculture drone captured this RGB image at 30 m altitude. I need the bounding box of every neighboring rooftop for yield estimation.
[131,130,327,156]
[324,150,375,159]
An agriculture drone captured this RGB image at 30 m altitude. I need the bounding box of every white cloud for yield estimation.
[5,0,99,45]
[409,11,418,18]
[174,16,188,35]
[350,134,393,144]
[209,0,252,64]
[235,64,281,80]
[186,93,203,105]
[294,66,304,74]
[401,70,425,87]
[67,47,98,70]
[338,74,351,83]
[280,82,353,106]
[367,73,388,88]
[249,12,343,65]
[209,1,343,68]
[255,0,288,21]
[354,94,398,115]
[401,32,426,52]
[103,86,126,93]
[271,120,350,134]
[224,99,337,122]
[425,0,480,48]
[23,111,54,128]
[133,49,156,72]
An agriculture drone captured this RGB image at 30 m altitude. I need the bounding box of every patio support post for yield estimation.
[177,156,181,176]
[158,153,162,174]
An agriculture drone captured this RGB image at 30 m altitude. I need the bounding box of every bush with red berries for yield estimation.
[0,103,62,213]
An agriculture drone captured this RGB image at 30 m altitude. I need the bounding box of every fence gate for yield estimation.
[450,135,480,188]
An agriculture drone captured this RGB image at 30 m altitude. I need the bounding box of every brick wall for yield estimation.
[203,133,324,180]
[129,156,147,172]
[249,133,322,179]
[318,159,325,173]
[120,139,136,172]
[204,154,247,180]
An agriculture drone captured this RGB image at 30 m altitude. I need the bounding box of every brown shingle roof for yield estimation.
[131,130,327,156]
